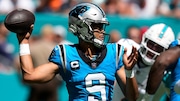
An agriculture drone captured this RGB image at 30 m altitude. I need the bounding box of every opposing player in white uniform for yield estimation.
[147,39,180,101]
[113,23,175,101]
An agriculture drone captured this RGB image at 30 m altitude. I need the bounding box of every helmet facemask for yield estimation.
[139,23,175,65]
[139,38,166,65]
[91,22,110,48]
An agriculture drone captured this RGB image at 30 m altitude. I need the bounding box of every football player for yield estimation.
[16,2,138,101]
[147,39,180,101]
[113,23,175,101]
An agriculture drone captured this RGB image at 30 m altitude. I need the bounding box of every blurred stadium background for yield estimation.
[1,0,180,101]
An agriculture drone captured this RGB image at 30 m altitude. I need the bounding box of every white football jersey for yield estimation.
[117,38,140,56]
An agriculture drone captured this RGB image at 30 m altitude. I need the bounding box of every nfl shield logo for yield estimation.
[91,62,97,68]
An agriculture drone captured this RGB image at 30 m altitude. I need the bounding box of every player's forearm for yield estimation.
[20,55,35,81]
[146,71,164,94]
[146,57,167,94]
[124,69,139,101]
[125,77,139,101]
[19,39,35,82]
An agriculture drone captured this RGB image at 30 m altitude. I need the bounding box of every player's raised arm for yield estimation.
[146,46,180,94]
[4,9,59,83]
[124,46,139,100]
[116,46,139,101]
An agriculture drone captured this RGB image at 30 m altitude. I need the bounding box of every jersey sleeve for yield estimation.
[117,44,124,70]
[48,45,62,67]
[112,43,125,70]
[169,39,179,47]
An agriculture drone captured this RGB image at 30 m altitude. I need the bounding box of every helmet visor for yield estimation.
[146,39,165,53]
[91,23,107,31]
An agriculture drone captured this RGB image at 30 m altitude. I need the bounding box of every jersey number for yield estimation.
[85,73,106,101]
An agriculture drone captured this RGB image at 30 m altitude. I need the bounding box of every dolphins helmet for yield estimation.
[139,23,175,65]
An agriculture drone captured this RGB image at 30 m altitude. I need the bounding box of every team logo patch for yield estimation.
[70,60,80,70]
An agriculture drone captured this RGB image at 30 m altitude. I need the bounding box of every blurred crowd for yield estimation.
[0,0,155,73]
[0,0,180,18]
[0,21,71,101]
[0,0,180,101]
[0,20,72,71]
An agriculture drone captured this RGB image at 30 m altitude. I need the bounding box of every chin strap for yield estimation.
[93,38,103,48]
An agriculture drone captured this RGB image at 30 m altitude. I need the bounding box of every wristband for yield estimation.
[125,69,135,78]
[20,44,30,56]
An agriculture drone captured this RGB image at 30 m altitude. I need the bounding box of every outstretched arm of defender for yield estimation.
[146,46,180,94]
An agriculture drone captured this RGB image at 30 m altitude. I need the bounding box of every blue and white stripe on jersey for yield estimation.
[48,43,125,101]
[59,45,66,73]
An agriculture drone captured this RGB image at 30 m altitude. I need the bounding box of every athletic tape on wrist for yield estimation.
[125,69,135,78]
[20,44,30,56]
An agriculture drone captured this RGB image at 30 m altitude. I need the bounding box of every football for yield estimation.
[4,9,35,34]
